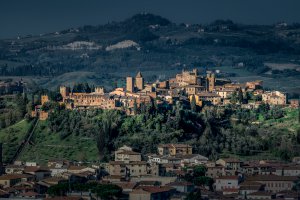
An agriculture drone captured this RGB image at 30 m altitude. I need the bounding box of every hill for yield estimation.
[0,13,299,95]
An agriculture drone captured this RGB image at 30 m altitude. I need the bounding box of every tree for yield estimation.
[238,88,243,104]
[133,98,138,114]
[185,189,202,200]
[93,184,122,200]
[190,95,197,112]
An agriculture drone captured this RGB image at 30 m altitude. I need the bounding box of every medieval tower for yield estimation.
[135,71,144,91]
[126,77,134,92]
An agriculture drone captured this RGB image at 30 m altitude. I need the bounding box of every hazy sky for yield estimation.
[1,0,300,38]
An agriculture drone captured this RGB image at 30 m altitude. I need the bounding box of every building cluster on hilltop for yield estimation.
[31,68,298,121]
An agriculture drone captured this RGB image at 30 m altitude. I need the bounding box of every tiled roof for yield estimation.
[0,174,33,180]
[132,186,174,194]
[167,181,193,186]
[247,175,299,182]
[216,176,239,180]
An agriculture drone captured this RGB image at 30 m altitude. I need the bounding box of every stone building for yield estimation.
[114,146,142,163]
[135,71,144,91]
[176,69,200,85]
[262,91,287,105]
[126,77,134,92]
[158,144,192,156]
[206,72,216,92]
[126,72,145,92]
[60,86,70,99]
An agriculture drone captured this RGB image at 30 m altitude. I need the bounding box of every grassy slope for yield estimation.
[0,120,32,163]
[19,120,99,164]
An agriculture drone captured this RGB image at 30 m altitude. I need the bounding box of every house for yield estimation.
[274,165,300,176]
[238,181,265,199]
[176,154,208,165]
[246,81,263,90]
[215,176,240,192]
[49,164,68,177]
[262,91,287,105]
[67,166,95,174]
[0,174,34,188]
[129,186,175,200]
[18,191,40,199]
[116,182,138,194]
[166,181,194,193]
[185,85,205,95]
[158,144,192,156]
[246,191,275,199]
[216,158,243,171]
[5,165,25,174]
[205,164,225,178]
[107,161,148,177]
[289,99,299,108]
[24,166,51,181]
[193,92,221,106]
[246,175,298,192]
[115,146,141,163]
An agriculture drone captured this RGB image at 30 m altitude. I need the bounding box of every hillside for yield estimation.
[19,120,99,164]
[0,13,299,95]
[0,120,33,163]
[13,106,300,163]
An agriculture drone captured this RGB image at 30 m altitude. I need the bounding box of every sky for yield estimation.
[1,0,300,39]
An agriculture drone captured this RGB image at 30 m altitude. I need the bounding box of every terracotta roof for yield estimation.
[116,182,137,190]
[24,166,50,173]
[0,174,33,180]
[247,175,299,182]
[20,191,39,196]
[116,150,140,155]
[216,176,239,180]
[223,188,238,193]
[128,161,147,165]
[167,181,193,186]
[132,186,174,194]
[109,161,126,165]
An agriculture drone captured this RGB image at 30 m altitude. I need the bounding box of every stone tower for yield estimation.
[60,86,70,98]
[41,95,49,105]
[94,87,104,95]
[206,72,215,92]
[126,77,134,92]
[135,71,144,91]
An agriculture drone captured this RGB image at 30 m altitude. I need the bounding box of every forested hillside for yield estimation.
[16,101,300,164]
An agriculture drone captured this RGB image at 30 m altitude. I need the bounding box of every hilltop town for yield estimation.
[32,68,298,120]
[0,68,298,199]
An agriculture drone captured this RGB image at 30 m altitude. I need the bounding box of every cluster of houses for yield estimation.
[0,143,299,200]
[32,69,299,120]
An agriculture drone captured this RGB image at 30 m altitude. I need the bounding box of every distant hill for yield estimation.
[0,13,300,94]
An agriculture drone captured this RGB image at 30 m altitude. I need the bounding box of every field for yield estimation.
[0,120,32,163]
